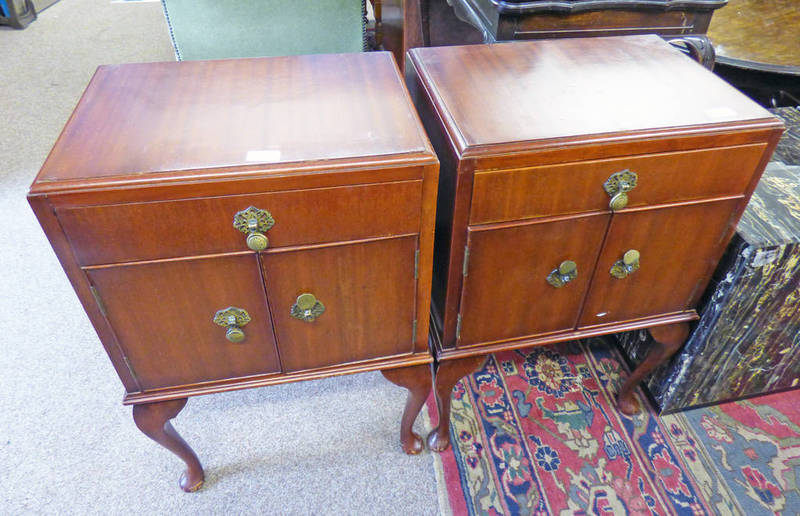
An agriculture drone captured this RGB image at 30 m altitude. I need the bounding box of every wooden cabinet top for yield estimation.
[32,52,434,193]
[408,35,779,157]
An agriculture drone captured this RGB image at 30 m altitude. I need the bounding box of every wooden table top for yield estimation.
[35,52,432,187]
[408,35,774,154]
[708,0,800,73]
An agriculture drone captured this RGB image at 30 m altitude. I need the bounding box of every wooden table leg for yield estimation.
[427,355,488,452]
[617,322,690,415]
[382,363,433,454]
[132,398,204,492]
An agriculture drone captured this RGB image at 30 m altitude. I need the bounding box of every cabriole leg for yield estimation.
[132,398,204,492]
[616,322,690,415]
[427,355,488,452]
[382,363,433,454]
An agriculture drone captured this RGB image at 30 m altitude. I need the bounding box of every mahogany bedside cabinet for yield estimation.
[28,52,439,491]
[405,35,783,451]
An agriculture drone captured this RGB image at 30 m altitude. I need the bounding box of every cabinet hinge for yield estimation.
[462,246,470,277]
[414,249,420,280]
[89,285,107,317]
[122,356,140,384]
[456,314,462,341]
[412,319,418,342]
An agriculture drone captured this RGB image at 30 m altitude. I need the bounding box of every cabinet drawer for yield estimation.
[86,254,281,391]
[59,180,423,265]
[262,236,418,371]
[458,214,609,347]
[470,144,766,224]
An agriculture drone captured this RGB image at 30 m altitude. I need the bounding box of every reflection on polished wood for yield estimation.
[708,0,800,70]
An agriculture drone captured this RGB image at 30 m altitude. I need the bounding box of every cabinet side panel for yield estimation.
[414,163,440,353]
[27,195,141,393]
[406,58,459,337]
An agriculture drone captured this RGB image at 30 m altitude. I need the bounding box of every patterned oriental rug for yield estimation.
[426,338,800,515]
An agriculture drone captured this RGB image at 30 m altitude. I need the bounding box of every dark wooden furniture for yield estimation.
[370,0,427,69]
[406,35,783,451]
[28,52,439,491]
[423,0,726,68]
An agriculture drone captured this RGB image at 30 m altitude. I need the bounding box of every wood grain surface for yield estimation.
[458,214,609,346]
[578,198,741,327]
[708,0,800,69]
[261,236,419,372]
[58,180,423,265]
[86,254,281,390]
[469,143,766,224]
[35,52,430,184]
[408,35,774,155]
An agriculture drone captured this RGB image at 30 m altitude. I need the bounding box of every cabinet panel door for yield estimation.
[86,254,280,391]
[458,214,610,347]
[579,199,740,327]
[262,236,418,372]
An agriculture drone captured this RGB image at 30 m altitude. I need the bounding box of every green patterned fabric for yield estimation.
[161,0,366,61]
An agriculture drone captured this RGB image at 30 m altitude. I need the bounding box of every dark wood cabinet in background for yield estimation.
[29,52,439,491]
[406,35,783,451]
[423,0,725,68]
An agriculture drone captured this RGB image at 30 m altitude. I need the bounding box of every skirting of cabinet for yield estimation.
[123,352,433,405]
[430,307,698,361]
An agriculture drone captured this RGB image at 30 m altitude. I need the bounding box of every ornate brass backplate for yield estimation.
[233,206,275,251]
[546,260,578,288]
[610,249,640,279]
[290,293,325,322]
[213,306,251,343]
[603,170,638,211]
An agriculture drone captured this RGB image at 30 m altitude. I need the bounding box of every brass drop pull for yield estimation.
[603,170,638,211]
[290,293,325,322]
[213,306,251,343]
[233,206,275,251]
[610,250,640,279]
[546,260,578,288]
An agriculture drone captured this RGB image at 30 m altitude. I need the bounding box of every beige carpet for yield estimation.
[0,1,439,513]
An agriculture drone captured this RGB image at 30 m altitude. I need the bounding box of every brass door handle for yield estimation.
[290,293,325,322]
[603,170,638,211]
[233,206,275,251]
[610,250,640,279]
[546,260,578,288]
[213,306,251,343]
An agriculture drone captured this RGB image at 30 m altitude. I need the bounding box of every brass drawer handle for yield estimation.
[610,250,640,279]
[213,306,251,343]
[233,206,275,251]
[603,170,638,211]
[546,260,577,288]
[291,293,325,322]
